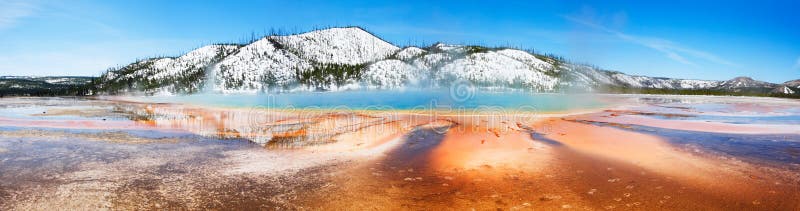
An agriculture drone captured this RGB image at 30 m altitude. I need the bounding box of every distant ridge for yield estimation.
[0,76,93,96]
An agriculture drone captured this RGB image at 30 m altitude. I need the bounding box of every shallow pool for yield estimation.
[138,89,606,111]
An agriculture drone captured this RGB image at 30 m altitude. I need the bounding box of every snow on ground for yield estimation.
[783,86,795,94]
[204,27,401,91]
[570,65,615,85]
[129,45,239,82]
[361,60,416,88]
[394,47,426,61]
[611,73,654,88]
[44,78,71,84]
[495,49,553,71]
[678,79,720,89]
[274,27,399,65]
[610,73,721,89]
[217,37,310,90]
[438,51,558,90]
[430,43,466,54]
[411,53,453,70]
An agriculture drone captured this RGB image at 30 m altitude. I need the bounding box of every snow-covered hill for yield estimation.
[782,79,800,89]
[718,77,775,90]
[94,27,796,96]
[771,79,800,95]
[273,27,398,65]
[98,44,239,93]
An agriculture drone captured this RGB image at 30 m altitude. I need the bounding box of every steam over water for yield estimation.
[140,90,605,111]
[202,62,220,93]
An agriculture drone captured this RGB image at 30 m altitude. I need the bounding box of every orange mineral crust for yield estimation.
[1,96,799,210]
[305,118,799,210]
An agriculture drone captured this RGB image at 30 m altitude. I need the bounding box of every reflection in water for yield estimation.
[111,103,417,149]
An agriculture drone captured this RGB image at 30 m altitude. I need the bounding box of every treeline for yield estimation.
[0,78,94,97]
[295,63,367,88]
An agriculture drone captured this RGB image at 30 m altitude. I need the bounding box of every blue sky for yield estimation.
[1,0,798,83]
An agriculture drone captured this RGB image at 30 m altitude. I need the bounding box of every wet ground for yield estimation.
[0,95,799,210]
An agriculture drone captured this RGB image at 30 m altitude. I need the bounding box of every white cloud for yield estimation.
[563,15,738,67]
[0,0,38,29]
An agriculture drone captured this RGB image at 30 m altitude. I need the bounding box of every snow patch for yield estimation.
[495,49,553,71]
[362,60,417,88]
[394,47,426,61]
[273,27,398,65]
[217,37,310,91]
[438,52,558,90]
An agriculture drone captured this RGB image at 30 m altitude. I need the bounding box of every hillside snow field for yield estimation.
[95,27,797,96]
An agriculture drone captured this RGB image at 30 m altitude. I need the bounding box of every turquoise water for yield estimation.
[140,90,605,112]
